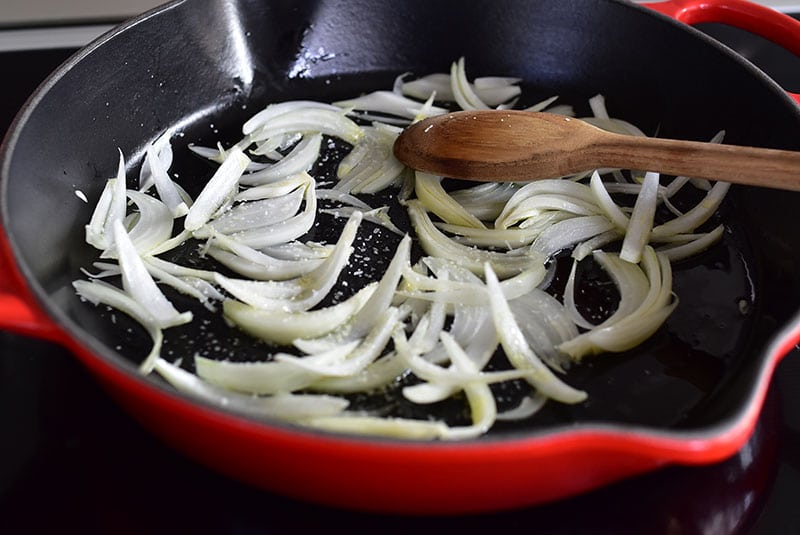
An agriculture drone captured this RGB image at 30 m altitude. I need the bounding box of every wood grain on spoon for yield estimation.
[393,110,800,191]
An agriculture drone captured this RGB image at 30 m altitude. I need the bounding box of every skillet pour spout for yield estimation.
[1,0,800,514]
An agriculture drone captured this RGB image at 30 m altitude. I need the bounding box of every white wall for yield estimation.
[0,0,165,25]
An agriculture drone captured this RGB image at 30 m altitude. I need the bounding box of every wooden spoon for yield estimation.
[393,110,800,191]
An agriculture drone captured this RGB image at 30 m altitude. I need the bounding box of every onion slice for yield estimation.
[112,220,192,329]
[223,283,377,345]
[184,146,250,231]
[484,263,587,404]
[155,358,350,420]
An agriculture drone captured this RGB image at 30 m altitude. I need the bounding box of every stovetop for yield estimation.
[1,21,800,535]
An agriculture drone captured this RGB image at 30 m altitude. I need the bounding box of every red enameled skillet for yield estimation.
[2,0,800,514]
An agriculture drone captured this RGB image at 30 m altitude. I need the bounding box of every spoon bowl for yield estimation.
[393,110,800,190]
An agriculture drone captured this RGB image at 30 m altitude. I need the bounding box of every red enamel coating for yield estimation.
[648,0,800,105]
[0,224,60,341]
[0,0,799,514]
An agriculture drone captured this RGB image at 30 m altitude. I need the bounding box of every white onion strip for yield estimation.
[484,263,587,404]
[334,90,447,119]
[651,181,730,239]
[227,178,317,249]
[113,220,192,329]
[240,133,322,186]
[620,171,660,263]
[222,283,377,345]
[450,57,490,110]
[274,306,404,377]
[213,211,361,312]
[194,342,359,395]
[73,279,163,374]
[558,247,677,360]
[195,185,305,238]
[184,146,250,231]
[146,142,189,217]
[242,101,341,136]
[249,108,364,146]
[414,171,486,228]
[123,190,174,256]
[155,358,349,420]
[407,200,544,278]
[206,231,324,281]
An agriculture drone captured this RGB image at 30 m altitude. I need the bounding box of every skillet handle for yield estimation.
[0,229,61,341]
[645,0,800,105]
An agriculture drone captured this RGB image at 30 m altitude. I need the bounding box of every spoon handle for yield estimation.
[598,134,800,191]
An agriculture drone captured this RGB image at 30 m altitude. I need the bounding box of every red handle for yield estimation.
[0,227,61,341]
[646,0,800,106]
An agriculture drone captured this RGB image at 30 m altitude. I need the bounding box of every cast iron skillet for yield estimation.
[2,0,800,514]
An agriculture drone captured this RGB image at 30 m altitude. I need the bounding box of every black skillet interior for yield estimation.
[4,0,800,437]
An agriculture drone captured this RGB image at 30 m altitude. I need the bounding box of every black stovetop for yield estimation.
[1,23,800,534]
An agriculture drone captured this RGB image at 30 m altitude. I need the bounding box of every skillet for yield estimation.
[2,0,800,514]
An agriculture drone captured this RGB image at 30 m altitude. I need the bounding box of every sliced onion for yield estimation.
[558,247,676,360]
[242,100,340,136]
[402,71,521,107]
[112,220,192,329]
[123,190,176,255]
[564,251,649,331]
[249,107,363,145]
[449,182,518,221]
[222,283,377,345]
[249,132,302,159]
[334,90,447,119]
[531,214,616,258]
[194,343,357,395]
[262,241,333,261]
[407,200,544,278]
[651,181,730,239]
[316,188,373,210]
[589,170,630,230]
[206,231,324,281]
[155,358,349,419]
[620,171,660,263]
[496,394,547,421]
[184,146,250,231]
[509,288,578,371]
[240,133,322,186]
[73,279,163,373]
[226,178,316,249]
[495,180,597,229]
[450,57,490,110]
[302,414,449,440]
[437,332,496,439]
[414,172,486,228]
[235,171,312,202]
[484,263,587,404]
[320,206,404,236]
[314,234,411,345]
[657,225,725,261]
[400,261,545,306]
[86,152,128,251]
[335,124,405,194]
[139,130,174,192]
[214,211,361,312]
[146,142,189,217]
[275,307,405,377]
[311,352,408,393]
[196,185,305,238]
